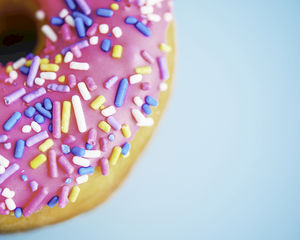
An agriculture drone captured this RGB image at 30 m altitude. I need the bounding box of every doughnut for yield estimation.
[0,0,174,232]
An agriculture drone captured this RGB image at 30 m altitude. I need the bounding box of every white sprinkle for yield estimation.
[112,27,122,38]
[41,25,58,42]
[0,155,9,168]
[77,82,91,101]
[147,13,161,22]
[65,15,75,26]
[22,125,32,133]
[13,58,26,69]
[132,109,147,123]
[83,150,101,159]
[138,118,154,127]
[76,175,88,184]
[64,51,73,63]
[40,72,57,80]
[72,95,87,133]
[164,12,173,22]
[89,36,99,45]
[73,157,90,167]
[59,8,69,19]
[140,6,154,15]
[70,62,90,71]
[160,82,168,91]
[2,188,15,199]
[35,10,45,20]
[35,77,45,86]
[31,121,41,133]
[0,166,5,175]
[133,96,143,107]
[9,70,18,80]
[5,198,16,211]
[129,74,143,84]
[99,24,109,34]
[101,106,116,117]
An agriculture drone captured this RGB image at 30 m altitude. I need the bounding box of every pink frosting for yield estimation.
[0,0,173,217]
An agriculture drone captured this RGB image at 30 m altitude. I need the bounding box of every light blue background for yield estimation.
[2,0,300,239]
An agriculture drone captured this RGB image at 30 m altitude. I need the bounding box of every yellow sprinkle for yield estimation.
[135,66,152,74]
[41,58,49,64]
[39,139,54,152]
[58,75,66,83]
[110,3,119,10]
[61,101,71,134]
[159,43,172,53]
[69,186,80,203]
[6,66,13,74]
[40,64,60,72]
[9,211,14,216]
[112,45,123,58]
[109,146,122,165]
[30,154,47,169]
[98,121,111,133]
[55,54,63,64]
[121,124,131,138]
[100,105,105,110]
[25,60,32,67]
[90,95,106,110]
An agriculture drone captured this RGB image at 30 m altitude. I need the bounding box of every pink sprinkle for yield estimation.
[49,150,58,178]
[68,74,77,88]
[85,77,97,91]
[30,181,39,192]
[87,23,99,37]
[100,137,108,152]
[58,186,70,208]
[62,24,72,42]
[71,45,82,58]
[141,50,155,64]
[52,101,61,139]
[64,134,76,144]
[100,158,109,176]
[23,187,48,217]
[0,202,10,215]
[141,82,151,90]
[87,128,97,146]
[58,156,74,175]
[43,39,56,54]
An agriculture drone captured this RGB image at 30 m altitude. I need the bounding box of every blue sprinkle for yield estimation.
[26,53,34,59]
[3,112,22,131]
[75,17,86,38]
[73,11,93,27]
[61,144,71,154]
[114,78,129,107]
[78,166,95,175]
[47,196,59,208]
[35,103,52,119]
[14,207,23,218]
[72,146,86,157]
[34,114,45,124]
[145,96,158,107]
[43,98,53,111]
[121,142,131,156]
[101,39,111,52]
[108,134,115,142]
[142,103,152,115]
[25,106,36,118]
[19,66,30,75]
[50,17,64,26]
[48,123,53,133]
[125,16,138,25]
[65,178,72,184]
[135,22,151,37]
[65,0,76,10]
[108,33,112,37]
[21,174,28,181]
[96,8,114,18]
[14,140,25,159]
[85,143,93,150]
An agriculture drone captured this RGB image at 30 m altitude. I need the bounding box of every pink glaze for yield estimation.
[0,0,173,216]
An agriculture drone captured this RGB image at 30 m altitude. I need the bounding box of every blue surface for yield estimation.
[2,1,300,239]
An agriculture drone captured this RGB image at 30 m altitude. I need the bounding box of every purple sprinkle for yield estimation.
[27,56,41,87]
[23,87,46,103]
[0,163,20,185]
[157,56,169,80]
[105,76,119,89]
[30,181,39,192]
[107,116,121,131]
[26,131,49,147]
[75,0,91,15]
[4,88,26,105]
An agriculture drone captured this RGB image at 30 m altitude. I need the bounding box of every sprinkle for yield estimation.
[85,77,97,91]
[65,0,76,11]
[76,175,88,184]
[35,102,52,119]
[98,121,111,133]
[141,50,155,64]
[61,101,71,133]
[62,40,89,55]
[2,188,15,198]
[99,24,109,34]
[35,10,45,20]
[62,24,72,42]
[30,154,47,169]
[112,45,123,58]
[0,155,10,168]
[129,74,143,84]
[68,74,77,88]
[0,135,8,143]
[121,142,131,156]
[87,128,97,146]
[40,72,57,80]
[72,146,86,157]
[112,27,122,38]
[100,158,109,176]
[64,51,74,63]
[145,96,158,106]
[23,187,48,217]
[58,155,74,174]
[72,95,87,133]
[135,66,152,74]
[78,166,94,175]
[148,14,161,22]
[5,199,16,211]
[14,140,25,159]
[65,15,75,27]
[71,45,82,58]
[108,134,115,142]
[34,114,45,124]
[21,174,28,181]
[22,125,31,133]
[75,0,91,15]
[78,82,91,100]
[75,17,86,38]
[47,196,59,208]
[72,156,90,167]
[13,57,26,69]
[64,135,76,144]
[62,144,71,154]
[100,137,108,152]
[159,43,172,53]
[31,121,42,132]
[40,64,59,72]
[0,163,19,184]
[27,56,41,87]
[101,39,111,52]
[3,112,22,131]
[90,95,105,110]
[96,8,114,18]
[23,87,47,103]
[50,17,64,26]
[26,131,49,147]
[14,208,23,218]
[142,103,152,115]
[4,88,26,105]
[52,101,61,139]
[141,82,151,90]
[107,116,121,130]
[133,96,143,107]
[110,3,119,11]
[125,16,138,25]
[35,78,45,86]
[121,124,131,138]
[41,25,58,42]
[157,56,169,80]
[65,178,71,184]
[114,78,129,107]
[135,22,151,37]
[47,83,70,92]
[83,150,101,159]
[109,146,122,165]
[49,150,58,178]
[69,186,80,203]
[39,139,54,152]
[87,23,99,37]
[30,181,39,192]
[105,76,118,89]
[70,62,89,70]
[59,186,70,208]
[73,11,93,26]
[101,106,116,117]
[89,36,99,45]
[59,8,69,18]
